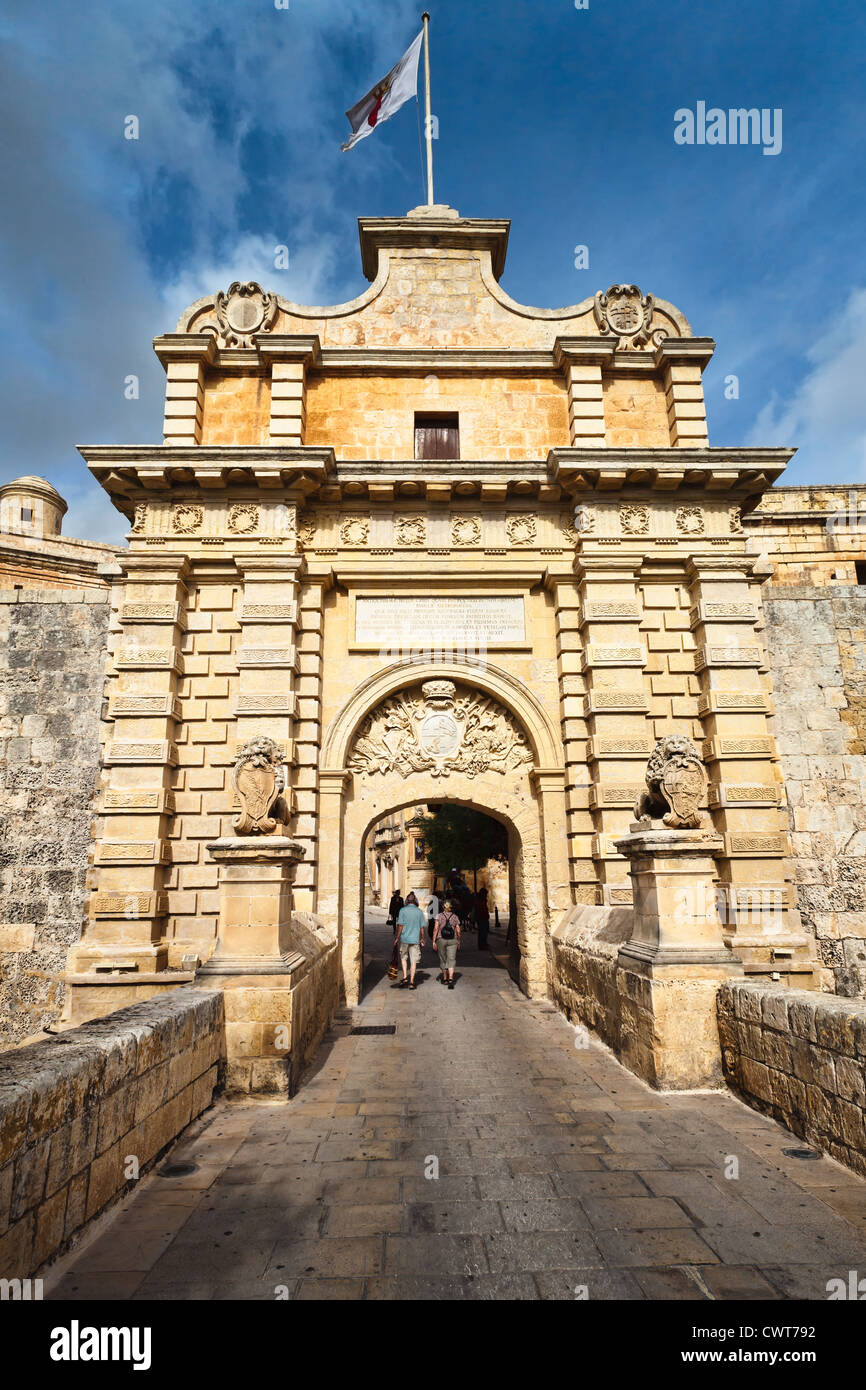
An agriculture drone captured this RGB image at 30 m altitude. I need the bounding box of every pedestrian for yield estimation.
[395,891,425,990]
[387,888,404,929]
[475,887,490,950]
[433,898,461,989]
[425,889,440,943]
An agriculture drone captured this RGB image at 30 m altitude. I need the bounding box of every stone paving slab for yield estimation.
[44,920,866,1302]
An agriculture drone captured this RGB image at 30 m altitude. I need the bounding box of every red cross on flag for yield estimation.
[341,30,424,151]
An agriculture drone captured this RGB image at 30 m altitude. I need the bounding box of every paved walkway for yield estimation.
[46,913,866,1301]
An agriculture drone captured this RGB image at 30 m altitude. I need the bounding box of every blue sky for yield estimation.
[2,0,865,542]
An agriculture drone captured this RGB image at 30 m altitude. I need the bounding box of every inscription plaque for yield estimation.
[355,595,525,646]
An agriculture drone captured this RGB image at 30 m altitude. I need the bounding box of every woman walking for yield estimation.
[433,898,461,989]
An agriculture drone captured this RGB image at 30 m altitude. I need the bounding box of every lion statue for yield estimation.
[633,734,707,830]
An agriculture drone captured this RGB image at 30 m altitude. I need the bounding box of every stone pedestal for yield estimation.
[201,836,305,975]
[200,835,310,1095]
[614,825,743,1090]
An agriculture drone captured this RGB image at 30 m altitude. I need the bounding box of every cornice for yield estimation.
[548,447,794,498]
[358,213,511,282]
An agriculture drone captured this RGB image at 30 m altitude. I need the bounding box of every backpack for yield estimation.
[440,913,458,940]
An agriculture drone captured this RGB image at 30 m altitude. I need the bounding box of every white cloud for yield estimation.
[748,288,866,480]
[0,0,419,541]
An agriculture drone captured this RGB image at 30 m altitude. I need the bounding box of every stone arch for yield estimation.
[344,775,546,1006]
[321,660,564,772]
[317,666,570,1006]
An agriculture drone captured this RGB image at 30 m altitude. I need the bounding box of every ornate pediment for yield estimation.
[348,680,534,780]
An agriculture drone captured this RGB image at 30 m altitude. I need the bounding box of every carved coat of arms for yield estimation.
[634,734,707,830]
[594,284,661,349]
[348,680,534,780]
[232,736,288,834]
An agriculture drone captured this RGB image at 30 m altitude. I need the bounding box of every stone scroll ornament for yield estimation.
[348,680,534,780]
[232,736,288,834]
[633,734,708,829]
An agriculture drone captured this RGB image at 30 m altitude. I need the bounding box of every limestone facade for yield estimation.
[2,205,865,1077]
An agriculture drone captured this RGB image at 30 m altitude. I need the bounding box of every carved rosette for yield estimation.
[228,504,259,536]
[634,735,707,830]
[172,504,203,535]
[619,504,649,537]
[451,516,481,547]
[675,505,705,537]
[396,516,426,547]
[348,680,534,780]
[232,736,287,835]
[506,514,537,546]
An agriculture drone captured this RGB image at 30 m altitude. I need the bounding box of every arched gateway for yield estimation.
[62,202,817,1092]
[319,663,569,1004]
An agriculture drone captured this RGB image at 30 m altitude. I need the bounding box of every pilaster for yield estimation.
[154,336,215,446]
[256,336,320,446]
[684,554,815,980]
[67,553,191,991]
[577,555,653,906]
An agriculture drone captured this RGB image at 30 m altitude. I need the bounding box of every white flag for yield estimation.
[341,30,424,152]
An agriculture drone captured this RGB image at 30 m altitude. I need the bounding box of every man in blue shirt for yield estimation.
[395,891,426,990]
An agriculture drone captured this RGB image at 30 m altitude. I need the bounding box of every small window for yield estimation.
[415,413,459,460]
[21,507,32,523]
[856,561,866,585]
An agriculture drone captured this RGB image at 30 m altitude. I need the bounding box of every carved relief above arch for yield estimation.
[347,679,534,780]
[321,660,564,771]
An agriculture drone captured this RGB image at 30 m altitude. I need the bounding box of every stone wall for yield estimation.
[717,981,866,1178]
[0,588,110,1046]
[763,585,866,994]
[0,989,223,1279]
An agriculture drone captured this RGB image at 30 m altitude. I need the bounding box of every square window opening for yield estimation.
[415,413,459,460]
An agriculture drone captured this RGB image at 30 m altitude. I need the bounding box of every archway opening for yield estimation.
[359,799,519,998]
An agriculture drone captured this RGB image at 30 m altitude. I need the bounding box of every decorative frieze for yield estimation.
[723,833,787,858]
[95,842,169,866]
[91,891,168,917]
[115,647,184,674]
[589,784,645,808]
[588,735,654,761]
[234,693,298,717]
[103,788,176,815]
[236,646,299,670]
[708,784,780,807]
[580,603,642,625]
[120,602,184,625]
[108,694,183,720]
[584,690,649,715]
[104,740,180,766]
[240,601,298,623]
[690,602,758,629]
[702,736,776,761]
[697,690,768,716]
[582,644,646,669]
[695,645,763,670]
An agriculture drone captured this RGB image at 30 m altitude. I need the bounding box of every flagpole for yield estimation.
[422,12,434,205]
